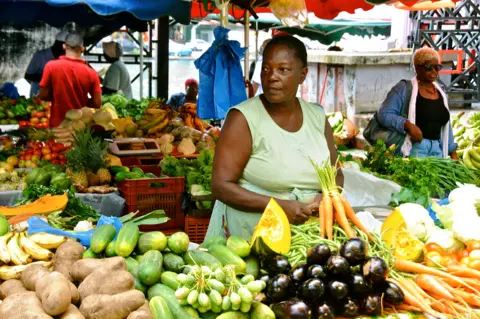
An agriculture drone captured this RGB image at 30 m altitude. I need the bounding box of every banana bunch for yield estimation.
[0,231,65,280]
[136,108,171,136]
[327,112,346,137]
[453,112,480,156]
[463,145,480,170]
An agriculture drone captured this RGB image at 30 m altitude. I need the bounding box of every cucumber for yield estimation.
[182,306,199,318]
[137,231,167,254]
[145,173,157,178]
[135,254,144,263]
[125,257,139,272]
[90,224,117,253]
[115,223,140,257]
[147,284,193,319]
[216,311,249,319]
[138,250,163,286]
[244,255,260,279]
[131,266,147,294]
[167,232,190,255]
[183,250,222,270]
[160,271,180,290]
[200,235,227,249]
[149,296,174,319]
[208,245,247,274]
[163,252,185,273]
[105,239,117,257]
[226,235,251,258]
[82,248,101,259]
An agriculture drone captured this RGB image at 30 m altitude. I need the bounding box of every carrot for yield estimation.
[416,274,455,301]
[430,299,458,316]
[394,259,479,294]
[440,276,480,292]
[388,304,421,312]
[323,195,333,240]
[447,265,480,280]
[389,278,437,317]
[445,300,470,315]
[331,193,355,238]
[318,200,325,238]
[340,196,374,241]
[401,279,432,304]
[436,278,480,308]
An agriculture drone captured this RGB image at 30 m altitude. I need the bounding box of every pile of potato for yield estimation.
[0,241,153,319]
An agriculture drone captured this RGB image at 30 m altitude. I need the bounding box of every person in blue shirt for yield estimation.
[377,47,458,159]
[167,78,198,111]
[25,31,68,97]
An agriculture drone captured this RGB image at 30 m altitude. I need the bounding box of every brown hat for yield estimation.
[103,41,123,59]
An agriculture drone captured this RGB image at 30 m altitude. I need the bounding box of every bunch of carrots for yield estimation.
[311,159,374,242]
[391,259,480,318]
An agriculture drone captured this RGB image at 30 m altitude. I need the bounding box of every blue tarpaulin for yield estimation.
[194,26,248,120]
[0,0,192,30]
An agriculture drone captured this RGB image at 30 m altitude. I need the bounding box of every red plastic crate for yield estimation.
[185,215,211,244]
[118,176,185,232]
[120,157,141,166]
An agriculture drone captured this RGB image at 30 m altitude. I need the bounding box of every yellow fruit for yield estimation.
[6,156,18,167]
[2,163,14,172]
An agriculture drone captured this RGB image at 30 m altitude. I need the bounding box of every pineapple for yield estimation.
[87,171,101,186]
[96,168,112,185]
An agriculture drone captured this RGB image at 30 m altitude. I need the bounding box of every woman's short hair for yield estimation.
[263,35,307,67]
[414,47,440,65]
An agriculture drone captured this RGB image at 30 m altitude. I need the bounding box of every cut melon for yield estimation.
[250,198,291,255]
[0,193,68,216]
[65,109,83,121]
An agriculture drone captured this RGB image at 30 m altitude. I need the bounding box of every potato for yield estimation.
[127,301,153,319]
[59,304,85,319]
[21,263,50,290]
[54,241,85,282]
[69,282,80,305]
[71,257,126,282]
[0,291,53,319]
[78,269,134,301]
[80,290,145,319]
[0,279,28,299]
[35,271,72,316]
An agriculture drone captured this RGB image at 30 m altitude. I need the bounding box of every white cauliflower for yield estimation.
[74,220,94,232]
[452,216,480,245]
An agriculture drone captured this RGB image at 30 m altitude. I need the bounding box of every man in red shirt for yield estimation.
[38,33,102,127]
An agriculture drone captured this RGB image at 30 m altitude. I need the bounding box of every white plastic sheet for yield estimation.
[342,168,401,207]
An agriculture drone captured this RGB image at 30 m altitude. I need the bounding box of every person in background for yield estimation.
[167,78,199,111]
[25,31,68,97]
[249,39,271,98]
[102,41,132,100]
[38,33,102,128]
[377,47,458,159]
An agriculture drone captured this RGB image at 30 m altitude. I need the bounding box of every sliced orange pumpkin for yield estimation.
[250,198,291,255]
[0,193,68,216]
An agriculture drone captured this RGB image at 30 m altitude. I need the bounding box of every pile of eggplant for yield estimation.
[259,238,405,318]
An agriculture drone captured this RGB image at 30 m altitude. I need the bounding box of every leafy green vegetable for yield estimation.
[18,184,100,229]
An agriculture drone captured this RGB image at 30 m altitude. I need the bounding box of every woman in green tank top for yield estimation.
[206,36,343,240]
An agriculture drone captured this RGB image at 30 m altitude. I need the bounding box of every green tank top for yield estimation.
[205,96,331,241]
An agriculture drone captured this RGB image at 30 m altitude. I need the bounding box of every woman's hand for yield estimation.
[307,193,323,215]
[405,121,423,143]
[450,151,459,161]
[278,199,311,225]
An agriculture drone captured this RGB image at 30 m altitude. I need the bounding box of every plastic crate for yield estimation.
[185,215,211,244]
[118,176,185,232]
[120,157,141,166]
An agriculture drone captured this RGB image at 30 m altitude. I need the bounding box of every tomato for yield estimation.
[25,155,32,161]
[30,118,40,124]
[51,159,59,164]
[33,111,44,118]
[33,151,42,157]
[58,154,66,161]
[425,251,447,268]
[18,121,28,126]
[425,243,446,255]
[50,153,58,160]
[41,147,51,155]
[26,141,34,148]
[43,154,52,161]
[38,122,48,129]
[52,144,64,153]
[467,242,480,253]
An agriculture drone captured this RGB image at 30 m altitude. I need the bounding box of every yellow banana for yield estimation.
[141,113,167,130]
[145,108,167,115]
[0,232,13,264]
[28,232,67,250]
[470,147,480,163]
[147,117,169,135]
[8,233,32,265]
[463,149,476,169]
[0,261,53,280]
[19,232,53,261]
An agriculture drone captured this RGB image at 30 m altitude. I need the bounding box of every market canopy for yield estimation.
[0,0,192,31]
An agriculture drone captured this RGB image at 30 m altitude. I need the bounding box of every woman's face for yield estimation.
[261,44,307,104]
[415,57,441,83]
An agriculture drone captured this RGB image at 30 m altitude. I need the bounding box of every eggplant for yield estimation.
[363,257,389,284]
[307,264,327,280]
[271,298,311,319]
[267,274,293,302]
[360,295,382,315]
[348,273,371,295]
[289,264,309,287]
[298,278,325,303]
[338,298,359,317]
[340,238,368,266]
[307,244,331,266]
[327,280,349,300]
[312,302,335,319]
[326,255,350,277]
[263,255,292,275]
[383,281,405,305]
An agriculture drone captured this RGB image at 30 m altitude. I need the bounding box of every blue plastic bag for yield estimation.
[195,26,247,120]
[427,198,449,225]
[27,216,123,248]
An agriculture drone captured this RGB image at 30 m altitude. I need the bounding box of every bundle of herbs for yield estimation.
[362,140,477,202]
